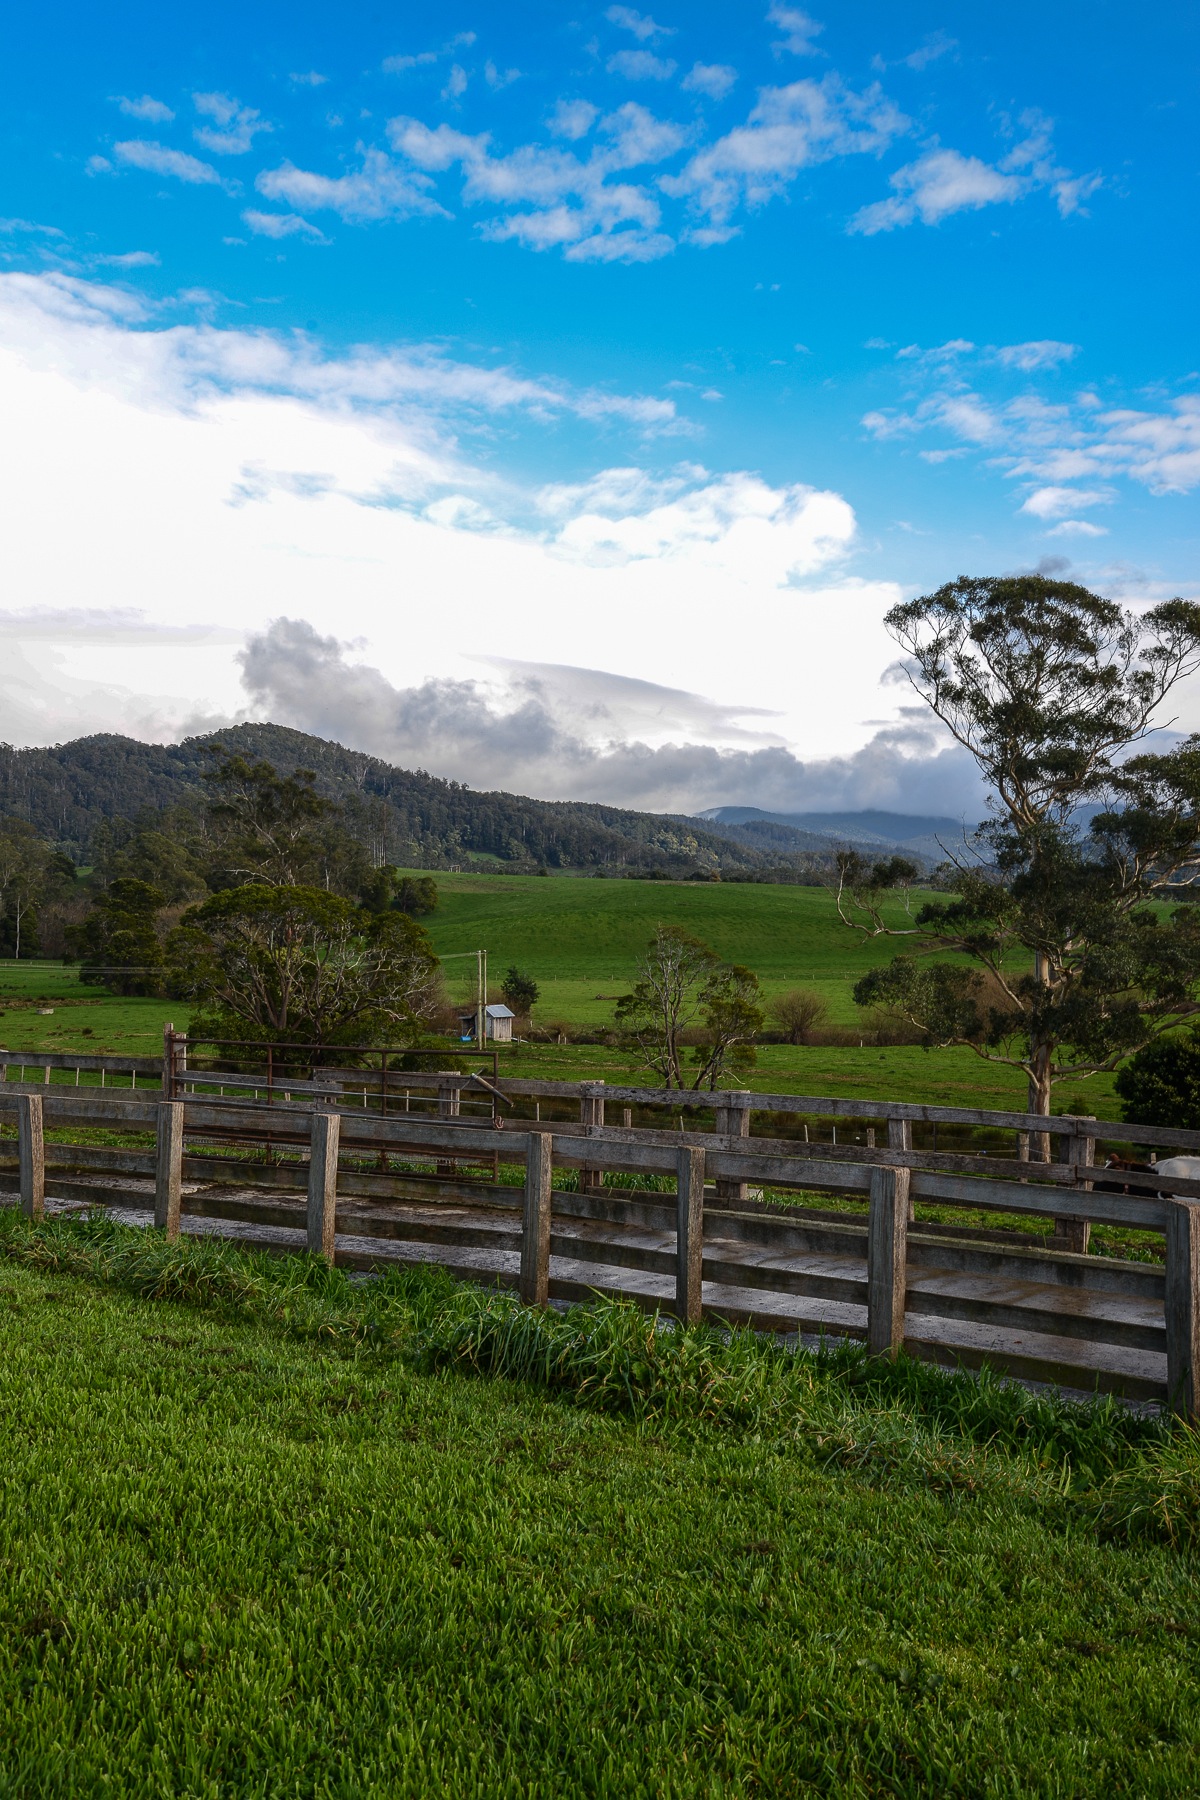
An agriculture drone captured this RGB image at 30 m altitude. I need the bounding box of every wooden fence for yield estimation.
[1,1044,1200,1413]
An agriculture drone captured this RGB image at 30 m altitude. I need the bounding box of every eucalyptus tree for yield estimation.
[841,575,1200,1118]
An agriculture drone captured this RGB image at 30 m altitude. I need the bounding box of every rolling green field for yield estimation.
[420,870,928,1026]
[1,1212,1198,1798]
[0,869,1128,1115]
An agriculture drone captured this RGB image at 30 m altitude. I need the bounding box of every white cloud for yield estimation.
[387,103,688,260]
[993,339,1079,371]
[290,71,328,87]
[901,34,956,71]
[241,209,327,241]
[442,64,469,101]
[237,619,979,815]
[605,6,675,40]
[256,149,446,222]
[383,50,438,72]
[666,77,905,229]
[113,94,175,123]
[606,50,677,81]
[91,250,161,267]
[0,271,903,781]
[485,61,521,90]
[681,63,738,99]
[193,91,272,155]
[113,140,222,185]
[548,99,599,140]
[849,147,1022,234]
[1019,484,1112,520]
[1044,519,1108,537]
[768,5,825,56]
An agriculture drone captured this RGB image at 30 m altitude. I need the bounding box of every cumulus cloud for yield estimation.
[666,77,905,229]
[386,102,690,262]
[238,617,983,815]
[768,5,825,56]
[547,99,599,140]
[851,115,1099,235]
[607,50,677,81]
[849,147,1022,233]
[193,91,272,155]
[256,149,446,223]
[606,7,674,40]
[681,63,738,100]
[113,94,175,123]
[113,140,222,185]
[1018,484,1112,520]
[0,270,909,782]
[241,209,327,241]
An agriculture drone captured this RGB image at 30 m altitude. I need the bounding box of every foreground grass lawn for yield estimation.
[2,1217,1199,1796]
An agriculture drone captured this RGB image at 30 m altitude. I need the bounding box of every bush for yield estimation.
[1115,1031,1200,1130]
[770,987,830,1044]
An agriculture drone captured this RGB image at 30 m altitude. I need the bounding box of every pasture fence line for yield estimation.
[0,1064,1198,1412]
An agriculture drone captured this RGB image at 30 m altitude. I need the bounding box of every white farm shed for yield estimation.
[458,1004,516,1042]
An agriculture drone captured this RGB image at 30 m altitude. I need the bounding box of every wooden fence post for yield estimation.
[520,1131,553,1306]
[436,1073,460,1178]
[675,1145,706,1325]
[714,1091,751,1204]
[1053,1116,1095,1255]
[154,1101,185,1241]
[887,1117,915,1222]
[579,1082,605,1192]
[18,1093,44,1222]
[307,1110,340,1262]
[1166,1197,1200,1419]
[867,1164,910,1357]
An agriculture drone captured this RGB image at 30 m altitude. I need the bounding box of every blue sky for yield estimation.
[1,2,1197,815]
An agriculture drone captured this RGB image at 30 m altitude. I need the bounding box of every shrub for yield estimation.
[770,987,830,1044]
[1115,1030,1200,1130]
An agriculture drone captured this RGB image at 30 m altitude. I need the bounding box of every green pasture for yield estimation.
[418,869,939,1024]
[1,1213,1198,1797]
[0,860,1129,1116]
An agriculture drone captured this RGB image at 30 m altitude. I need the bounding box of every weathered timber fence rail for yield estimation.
[1,1059,1199,1412]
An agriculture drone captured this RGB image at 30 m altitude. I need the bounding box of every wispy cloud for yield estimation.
[607,49,677,81]
[241,209,327,241]
[605,7,675,40]
[993,340,1079,371]
[113,141,222,185]
[666,77,905,231]
[193,91,271,155]
[256,149,446,224]
[862,344,1200,501]
[851,115,1099,234]
[113,94,175,123]
[768,5,825,57]
[289,71,328,88]
[386,102,690,263]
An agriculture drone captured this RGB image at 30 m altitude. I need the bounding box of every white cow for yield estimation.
[1153,1156,1200,1197]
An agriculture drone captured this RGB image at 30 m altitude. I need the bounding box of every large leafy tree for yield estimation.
[166,884,440,1054]
[842,575,1200,1119]
[615,926,764,1089]
[0,818,75,959]
[68,878,167,995]
[203,748,373,896]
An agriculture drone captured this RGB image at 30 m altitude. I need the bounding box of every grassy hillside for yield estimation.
[422,870,948,1024]
[1,1217,1197,1797]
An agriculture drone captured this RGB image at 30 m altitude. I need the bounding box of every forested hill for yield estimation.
[0,725,772,874]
